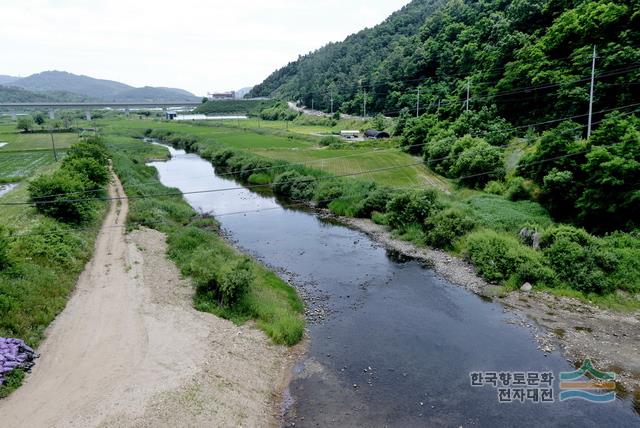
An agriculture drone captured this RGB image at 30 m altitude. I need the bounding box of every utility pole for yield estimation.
[330,91,334,115]
[466,78,471,112]
[363,88,367,118]
[416,87,420,117]
[49,130,58,161]
[587,45,597,138]
[311,98,314,111]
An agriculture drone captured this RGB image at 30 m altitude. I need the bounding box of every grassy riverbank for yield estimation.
[106,133,305,345]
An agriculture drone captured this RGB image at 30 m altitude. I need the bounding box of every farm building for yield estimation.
[364,130,390,139]
[207,91,235,100]
[340,130,360,140]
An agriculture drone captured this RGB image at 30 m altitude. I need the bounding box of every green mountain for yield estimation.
[0,85,89,103]
[7,71,199,102]
[250,0,640,125]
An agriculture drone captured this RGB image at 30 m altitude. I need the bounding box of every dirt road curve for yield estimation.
[0,175,290,427]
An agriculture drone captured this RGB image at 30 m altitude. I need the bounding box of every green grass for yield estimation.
[462,194,553,233]
[107,133,305,345]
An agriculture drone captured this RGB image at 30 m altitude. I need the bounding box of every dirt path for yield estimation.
[0,175,291,427]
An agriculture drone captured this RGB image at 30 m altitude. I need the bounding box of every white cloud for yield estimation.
[1,0,411,95]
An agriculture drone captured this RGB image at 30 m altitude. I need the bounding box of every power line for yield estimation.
[5,137,635,240]
[4,107,637,208]
[3,103,638,202]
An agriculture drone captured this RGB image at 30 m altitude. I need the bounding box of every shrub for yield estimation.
[424,208,476,249]
[273,170,316,200]
[218,259,254,306]
[65,138,109,165]
[484,180,506,195]
[424,131,456,174]
[61,157,110,189]
[506,176,535,201]
[451,137,505,188]
[314,180,347,207]
[319,136,342,147]
[247,173,272,185]
[29,170,94,223]
[209,148,235,166]
[539,226,617,294]
[386,189,442,231]
[602,231,640,293]
[371,211,388,225]
[465,229,554,286]
[352,186,393,218]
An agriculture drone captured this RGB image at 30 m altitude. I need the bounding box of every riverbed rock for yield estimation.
[520,282,533,292]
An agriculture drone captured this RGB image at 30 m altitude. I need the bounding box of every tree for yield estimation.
[201,97,209,104]
[576,126,640,232]
[450,138,505,188]
[16,116,34,133]
[33,112,46,126]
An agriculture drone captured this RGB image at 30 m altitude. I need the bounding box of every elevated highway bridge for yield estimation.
[0,101,202,120]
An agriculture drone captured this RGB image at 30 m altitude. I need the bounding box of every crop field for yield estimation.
[104,118,450,190]
[0,151,61,182]
[251,146,450,189]
[0,133,78,151]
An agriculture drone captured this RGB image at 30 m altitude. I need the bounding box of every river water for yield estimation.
[150,145,639,427]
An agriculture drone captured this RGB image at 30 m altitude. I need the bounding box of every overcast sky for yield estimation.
[2,0,411,96]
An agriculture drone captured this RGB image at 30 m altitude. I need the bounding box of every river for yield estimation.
[150,144,639,427]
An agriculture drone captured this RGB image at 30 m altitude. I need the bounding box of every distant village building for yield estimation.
[364,130,390,139]
[165,111,178,120]
[340,130,360,140]
[207,91,236,100]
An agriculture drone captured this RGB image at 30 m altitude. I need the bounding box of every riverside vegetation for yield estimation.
[125,115,638,310]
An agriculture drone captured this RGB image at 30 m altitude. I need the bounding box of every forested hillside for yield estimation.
[0,85,89,103]
[251,0,640,234]
[250,0,639,125]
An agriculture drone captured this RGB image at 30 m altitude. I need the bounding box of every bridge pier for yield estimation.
[85,109,92,121]
[49,109,56,120]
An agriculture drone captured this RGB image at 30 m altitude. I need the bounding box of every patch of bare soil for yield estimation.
[0,174,293,427]
[336,214,640,392]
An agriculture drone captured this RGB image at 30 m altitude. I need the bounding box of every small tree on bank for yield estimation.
[16,116,34,133]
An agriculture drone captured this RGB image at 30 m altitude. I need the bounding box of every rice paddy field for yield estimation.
[100,118,451,190]
[0,121,75,183]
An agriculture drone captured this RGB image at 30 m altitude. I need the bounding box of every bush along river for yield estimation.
[150,144,639,427]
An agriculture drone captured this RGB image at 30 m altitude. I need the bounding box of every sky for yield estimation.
[1,0,412,96]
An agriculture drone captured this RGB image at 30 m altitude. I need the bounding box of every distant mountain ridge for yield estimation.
[0,75,19,85]
[1,71,198,102]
